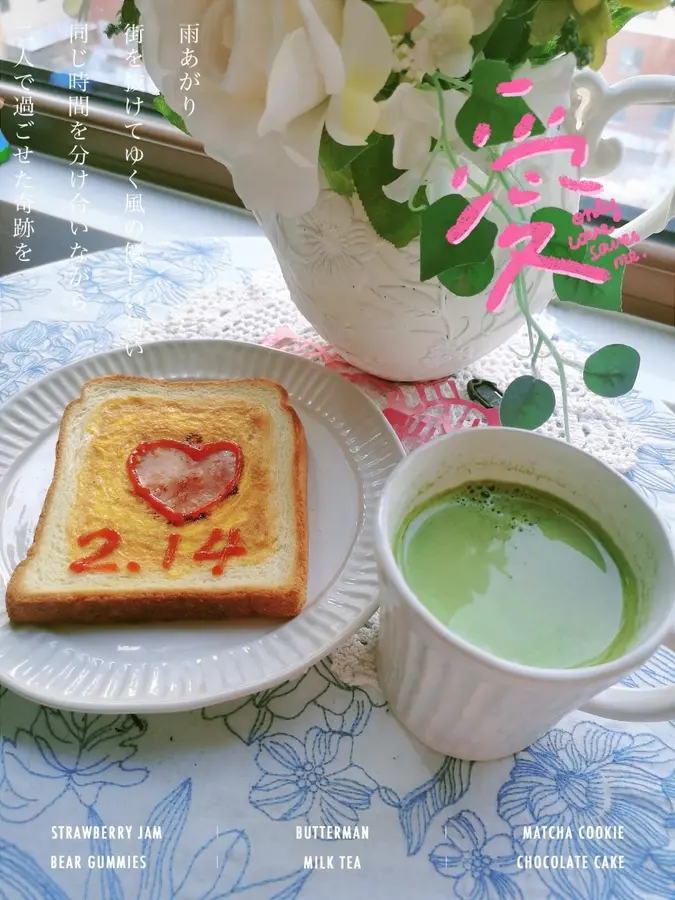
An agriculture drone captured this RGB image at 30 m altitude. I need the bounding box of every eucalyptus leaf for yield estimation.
[420,195,497,281]
[500,376,556,430]
[583,344,640,398]
[352,134,421,248]
[455,59,545,150]
[439,255,495,296]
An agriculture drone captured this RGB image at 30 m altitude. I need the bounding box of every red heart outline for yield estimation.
[126,439,244,526]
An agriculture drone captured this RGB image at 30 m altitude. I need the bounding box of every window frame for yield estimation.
[1,72,674,326]
[0,73,241,207]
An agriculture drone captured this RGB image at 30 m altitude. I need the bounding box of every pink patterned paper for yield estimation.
[261,328,501,452]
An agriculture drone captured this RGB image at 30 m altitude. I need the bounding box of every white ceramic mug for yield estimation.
[375,428,675,762]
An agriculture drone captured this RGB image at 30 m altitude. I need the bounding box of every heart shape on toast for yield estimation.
[127,440,243,525]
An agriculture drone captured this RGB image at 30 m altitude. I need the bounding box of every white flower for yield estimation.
[381,88,465,201]
[135,0,392,218]
[377,84,441,170]
[410,0,502,78]
[383,152,452,203]
[412,5,475,78]
[417,0,501,35]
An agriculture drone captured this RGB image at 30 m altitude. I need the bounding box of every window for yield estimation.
[0,0,157,96]
[595,9,675,224]
[654,106,675,133]
[618,45,644,76]
[0,0,238,205]
[0,4,672,229]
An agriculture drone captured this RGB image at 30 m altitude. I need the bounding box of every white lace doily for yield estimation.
[136,267,646,692]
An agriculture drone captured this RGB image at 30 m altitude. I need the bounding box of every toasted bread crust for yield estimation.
[6,376,308,624]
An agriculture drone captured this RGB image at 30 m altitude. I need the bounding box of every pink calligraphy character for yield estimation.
[486,221,610,313]
[491,135,589,173]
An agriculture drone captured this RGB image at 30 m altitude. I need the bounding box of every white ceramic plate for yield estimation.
[0,339,404,712]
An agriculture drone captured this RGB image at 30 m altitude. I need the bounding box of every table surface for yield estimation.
[2,237,675,900]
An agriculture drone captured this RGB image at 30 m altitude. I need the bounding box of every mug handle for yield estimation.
[565,69,675,242]
[580,627,675,721]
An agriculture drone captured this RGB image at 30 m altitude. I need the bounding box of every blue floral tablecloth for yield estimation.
[1,237,675,900]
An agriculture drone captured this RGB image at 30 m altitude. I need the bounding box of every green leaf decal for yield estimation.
[455,59,545,149]
[439,256,495,296]
[420,195,497,281]
[352,134,422,248]
[500,376,556,430]
[583,344,640,398]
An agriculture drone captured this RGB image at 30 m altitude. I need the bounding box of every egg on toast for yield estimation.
[5,377,308,624]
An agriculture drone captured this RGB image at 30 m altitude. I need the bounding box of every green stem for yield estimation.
[515,275,570,442]
[531,334,543,369]
[407,141,441,212]
[430,76,573,441]
[432,77,512,219]
[559,356,584,372]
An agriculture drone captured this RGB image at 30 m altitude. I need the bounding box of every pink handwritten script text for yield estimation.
[442,86,642,310]
[488,221,609,313]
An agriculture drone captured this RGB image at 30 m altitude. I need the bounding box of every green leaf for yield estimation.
[531,207,587,263]
[439,255,495,296]
[530,0,571,44]
[323,165,355,197]
[480,0,536,66]
[320,129,371,172]
[455,59,545,150]
[105,0,140,37]
[583,344,640,398]
[500,375,556,430]
[153,95,189,134]
[352,134,421,248]
[420,195,498,281]
[471,0,515,53]
[553,255,624,312]
[319,130,375,198]
[369,1,419,35]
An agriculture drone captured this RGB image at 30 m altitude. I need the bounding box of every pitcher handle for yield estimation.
[565,70,675,242]
[580,625,675,722]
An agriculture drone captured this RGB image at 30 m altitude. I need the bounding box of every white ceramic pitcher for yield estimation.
[261,63,675,382]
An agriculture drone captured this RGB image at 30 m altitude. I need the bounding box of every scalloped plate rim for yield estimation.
[0,338,404,713]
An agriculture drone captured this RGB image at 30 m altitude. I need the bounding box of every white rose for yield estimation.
[135,0,392,217]
[411,0,502,78]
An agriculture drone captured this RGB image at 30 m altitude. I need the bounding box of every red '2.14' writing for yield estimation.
[69,527,247,577]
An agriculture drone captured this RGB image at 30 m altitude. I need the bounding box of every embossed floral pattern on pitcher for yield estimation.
[261,177,569,381]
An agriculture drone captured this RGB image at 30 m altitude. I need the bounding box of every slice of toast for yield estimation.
[6,376,308,624]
